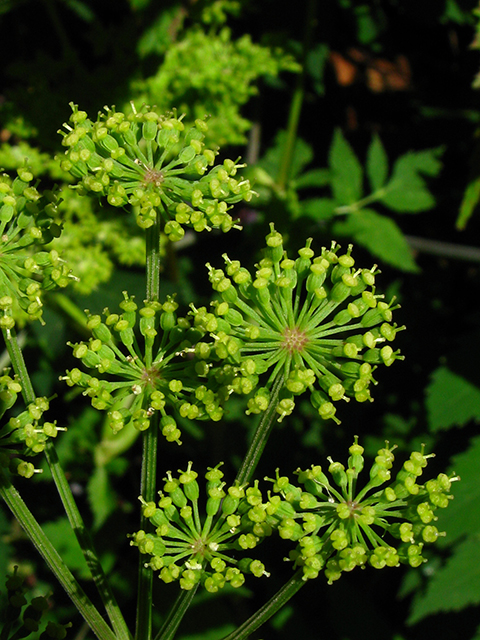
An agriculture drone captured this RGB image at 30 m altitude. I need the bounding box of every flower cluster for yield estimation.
[201,224,404,423]
[130,462,271,592]
[134,26,300,146]
[0,169,72,328]
[58,103,255,234]
[0,375,63,478]
[266,438,457,584]
[61,292,234,444]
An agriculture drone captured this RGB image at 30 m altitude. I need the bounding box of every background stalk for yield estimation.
[276,0,317,192]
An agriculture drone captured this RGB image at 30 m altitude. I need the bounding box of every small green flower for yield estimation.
[0,169,72,327]
[202,223,404,423]
[0,377,63,478]
[61,292,232,444]
[265,438,457,584]
[58,103,255,235]
[131,462,271,591]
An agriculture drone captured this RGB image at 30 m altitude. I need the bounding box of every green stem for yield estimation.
[0,469,117,640]
[135,213,162,640]
[146,210,162,302]
[2,327,132,640]
[334,187,387,214]
[135,421,158,640]
[220,570,306,640]
[44,441,132,640]
[235,375,284,486]
[2,327,35,403]
[276,0,317,192]
[155,583,200,640]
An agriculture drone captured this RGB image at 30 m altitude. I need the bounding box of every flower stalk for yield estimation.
[0,469,117,640]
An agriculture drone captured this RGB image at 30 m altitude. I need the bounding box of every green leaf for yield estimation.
[434,435,480,544]
[329,128,363,204]
[426,366,480,431]
[456,177,480,230]
[137,7,185,57]
[306,43,329,95]
[366,134,389,192]
[299,197,337,220]
[42,518,91,579]
[408,536,480,624]
[87,465,117,530]
[380,148,443,213]
[259,131,314,182]
[294,168,331,190]
[331,208,419,271]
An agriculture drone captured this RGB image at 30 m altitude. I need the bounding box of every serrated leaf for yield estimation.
[366,134,389,192]
[294,168,331,189]
[426,366,480,431]
[408,536,480,624]
[434,435,480,544]
[299,197,337,220]
[329,128,363,204]
[380,148,443,213]
[331,208,419,271]
[87,465,117,530]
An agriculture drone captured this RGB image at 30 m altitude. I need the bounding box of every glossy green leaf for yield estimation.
[380,148,443,212]
[331,208,419,271]
[299,197,337,220]
[434,435,480,544]
[366,134,389,192]
[408,536,480,624]
[426,366,480,431]
[329,128,364,204]
[294,168,331,190]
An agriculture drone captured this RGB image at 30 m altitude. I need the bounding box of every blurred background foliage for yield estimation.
[2,0,480,638]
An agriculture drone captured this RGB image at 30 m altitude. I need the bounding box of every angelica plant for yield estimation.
[0,102,458,640]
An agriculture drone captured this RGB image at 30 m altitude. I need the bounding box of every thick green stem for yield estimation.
[135,213,162,640]
[235,375,284,486]
[135,420,159,640]
[220,570,306,640]
[155,583,200,640]
[0,470,117,640]
[276,0,317,192]
[2,327,132,640]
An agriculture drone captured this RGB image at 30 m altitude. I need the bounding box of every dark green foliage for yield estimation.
[1,1,480,639]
